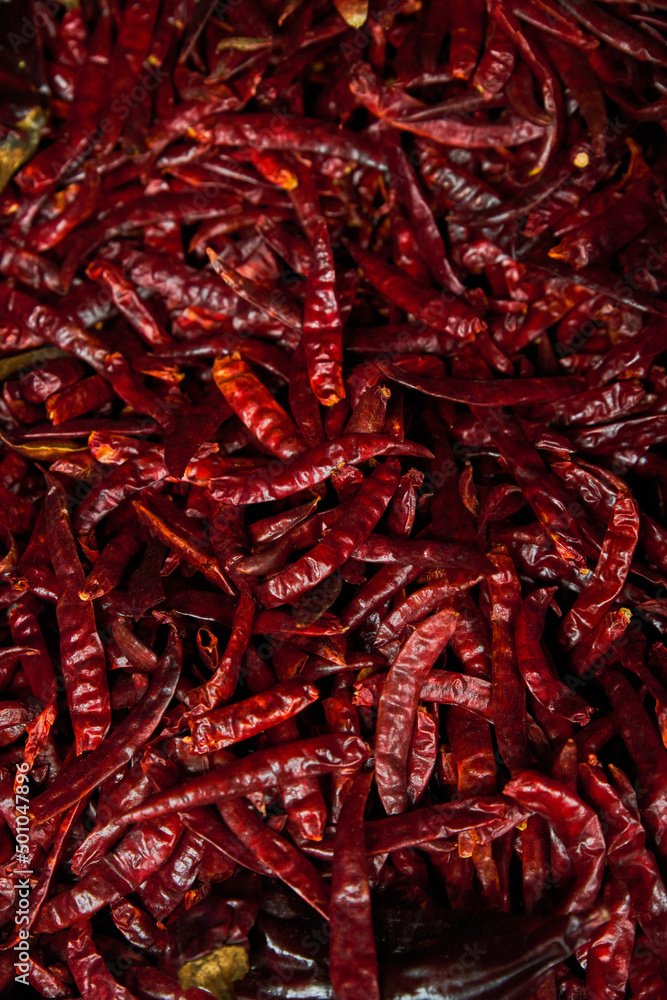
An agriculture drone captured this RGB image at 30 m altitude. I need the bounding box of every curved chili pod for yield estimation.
[504,769,605,912]
[375,609,458,815]
[559,492,639,650]
[516,587,593,724]
[207,434,432,504]
[580,755,667,962]
[256,459,401,607]
[220,797,330,919]
[111,735,370,828]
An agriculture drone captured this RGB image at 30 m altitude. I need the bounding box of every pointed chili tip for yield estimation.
[206,247,218,265]
[41,465,59,492]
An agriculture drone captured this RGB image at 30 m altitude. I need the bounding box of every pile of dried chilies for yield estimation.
[2,0,667,996]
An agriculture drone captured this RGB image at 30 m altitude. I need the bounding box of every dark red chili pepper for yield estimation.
[207,433,432,504]
[516,588,593,724]
[346,241,484,341]
[449,0,485,79]
[355,669,492,719]
[43,471,110,754]
[330,770,379,1000]
[473,409,587,569]
[132,497,233,594]
[67,919,140,998]
[373,569,490,647]
[110,735,369,827]
[375,609,458,815]
[32,628,181,824]
[184,592,254,711]
[45,374,115,425]
[219,796,330,918]
[505,769,605,912]
[378,358,583,405]
[580,755,667,961]
[256,459,400,607]
[486,548,530,773]
[16,8,113,196]
[350,63,546,148]
[79,526,144,601]
[74,446,170,549]
[4,4,667,994]
[102,0,162,152]
[35,816,183,933]
[207,248,303,331]
[559,0,667,62]
[86,259,172,348]
[302,217,345,407]
[599,670,667,864]
[560,492,639,649]
[188,679,319,754]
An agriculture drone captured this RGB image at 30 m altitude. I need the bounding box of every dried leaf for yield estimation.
[0,107,47,194]
[179,945,249,1000]
[0,347,68,383]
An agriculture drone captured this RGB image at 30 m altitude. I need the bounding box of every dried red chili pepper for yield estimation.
[346,241,484,341]
[486,548,530,772]
[184,592,254,711]
[599,670,667,864]
[375,609,458,815]
[302,217,345,407]
[580,755,667,962]
[32,628,181,824]
[111,735,369,827]
[506,769,606,912]
[43,472,110,753]
[560,492,639,649]
[188,679,319,754]
[132,497,233,594]
[207,433,431,504]
[212,354,306,461]
[4,4,667,995]
[219,797,330,918]
[256,459,400,607]
[330,770,379,1000]
[86,259,172,348]
[35,816,183,933]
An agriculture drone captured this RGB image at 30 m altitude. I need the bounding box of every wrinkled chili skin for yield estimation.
[375,610,458,815]
[4,2,667,998]
[44,472,110,754]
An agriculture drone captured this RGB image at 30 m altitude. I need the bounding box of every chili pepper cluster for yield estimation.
[1,0,667,997]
